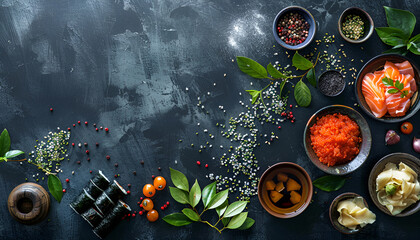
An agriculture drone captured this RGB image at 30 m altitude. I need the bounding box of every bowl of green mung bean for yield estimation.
[338,7,374,43]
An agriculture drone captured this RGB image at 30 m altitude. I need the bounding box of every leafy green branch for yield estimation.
[236,51,320,107]
[375,6,420,55]
[0,129,63,203]
[163,168,255,233]
[382,77,409,98]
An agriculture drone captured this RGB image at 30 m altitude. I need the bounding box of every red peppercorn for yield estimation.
[105,128,109,132]
[85,121,88,125]
[128,184,131,188]
[85,150,89,154]
[106,155,110,160]
[73,124,76,127]
[114,174,118,178]
[87,158,90,161]
[278,126,282,129]
[161,206,164,210]
[127,190,131,194]
[77,161,81,164]
[62,189,66,193]
[78,121,81,124]
[95,128,98,131]
[205,164,208,168]
[89,170,92,173]
[152,175,155,179]
[139,211,144,215]
[50,108,53,112]
[140,204,143,208]
[66,178,69,182]
[290,104,293,108]
[196,161,201,165]
[140,197,143,200]
[166,201,170,205]
[67,128,71,131]
[164,204,167,208]
[137,201,140,205]
[131,213,135,217]
[72,143,75,146]
[291,120,295,123]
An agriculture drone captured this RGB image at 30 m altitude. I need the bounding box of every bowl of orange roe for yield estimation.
[303,105,372,175]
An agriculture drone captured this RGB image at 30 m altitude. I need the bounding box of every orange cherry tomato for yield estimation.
[401,122,413,135]
[147,209,159,222]
[153,176,166,191]
[141,198,154,211]
[143,184,156,197]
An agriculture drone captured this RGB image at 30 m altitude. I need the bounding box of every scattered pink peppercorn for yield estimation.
[131,213,135,217]
[278,126,282,129]
[85,121,88,125]
[196,161,201,165]
[166,201,170,205]
[62,189,66,193]
[152,175,155,179]
[85,150,89,154]
[114,174,118,178]
[73,124,76,127]
[105,128,109,132]
[106,155,110,160]
[67,128,71,131]
[89,170,93,173]
[127,184,131,188]
[205,164,209,168]
[72,143,75,146]
[127,190,131,194]
[87,158,90,161]
[139,211,144,215]
[164,204,167,208]
[290,104,293,108]
[100,126,103,130]
[114,163,118,167]
[137,201,140,205]
[77,161,81,164]
[78,121,81,124]
[140,197,143,200]
[161,206,164,210]
[95,128,98,131]
[65,178,69,182]
[140,204,143,208]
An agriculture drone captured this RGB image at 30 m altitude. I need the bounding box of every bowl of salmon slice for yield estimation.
[355,54,420,123]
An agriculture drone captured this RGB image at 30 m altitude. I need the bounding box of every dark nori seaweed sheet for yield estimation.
[81,208,104,228]
[104,180,127,202]
[93,200,131,239]
[70,189,95,214]
[94,193,115,215]
[91,170,110,190]
[84,180,104,199]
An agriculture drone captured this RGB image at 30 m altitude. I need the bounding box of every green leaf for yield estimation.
[189,180,201,208]
[292,52,313,70]
[223,201,248,218]
[294,80,311,107]
[207,189,229,209]
[182,208,200,221]
[401,90,409,98]
[245,90,262,104]
[408,35,420,54]
[237,217,255,230]
[267,63,288,79]
[409,43,420,55]
[169,186,190,204]
[0,129,11,157]
[306,68,316,87]
[395,80,404,90]
[222,217,230,226]
[313,175,346,192]
[384,6,416,37]
[0,157,6,163]
[215,199,228,217]
[375,27,408,47]
[5,150,24,159]
[279,80,287,97]
[381,77,394,87]
[170,168,189,192]
[387,89,399,94]
[163,213,193,226]
[236,56,267,79]
[202,182,217,208]
[47,174,63,203]
[226,212,248,229]
[384,47,408,55]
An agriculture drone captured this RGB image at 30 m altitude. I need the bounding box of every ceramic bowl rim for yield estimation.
[318,70,346,97]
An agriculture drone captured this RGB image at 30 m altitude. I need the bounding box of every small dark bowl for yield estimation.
[329,193,371,234]
[272,6,316,50]
[368,153,420,217]
[303,105,372,175]
[338,7,374,43]
[355,54,420,123]
[318,70,346,97]
[258,162,313,218]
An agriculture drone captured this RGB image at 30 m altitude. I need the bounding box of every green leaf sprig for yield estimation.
[163,168,254,233]
[236,51,320,107]
[375,6,420,55]
[313,175,346,192]
[0,129,25,163]
[381,77,409,98]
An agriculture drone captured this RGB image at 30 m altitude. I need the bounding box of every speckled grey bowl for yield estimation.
[329,192,370,234]
[303,105,372,175]
[368,153,420,217]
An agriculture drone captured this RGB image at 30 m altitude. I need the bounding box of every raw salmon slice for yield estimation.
[395,61,417,92]
[362,72,387,118]
[383,62,412,117]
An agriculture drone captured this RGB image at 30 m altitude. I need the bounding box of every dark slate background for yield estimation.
[0,0,419,239]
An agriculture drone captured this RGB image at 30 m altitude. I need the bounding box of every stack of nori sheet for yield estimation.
[70,171,130,238]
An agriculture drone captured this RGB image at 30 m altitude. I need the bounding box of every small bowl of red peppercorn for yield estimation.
[273,6,316,50]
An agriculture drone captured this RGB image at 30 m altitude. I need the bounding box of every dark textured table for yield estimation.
[0,0,419,239]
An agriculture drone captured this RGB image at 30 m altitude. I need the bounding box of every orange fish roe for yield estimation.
[310,113,362,167]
